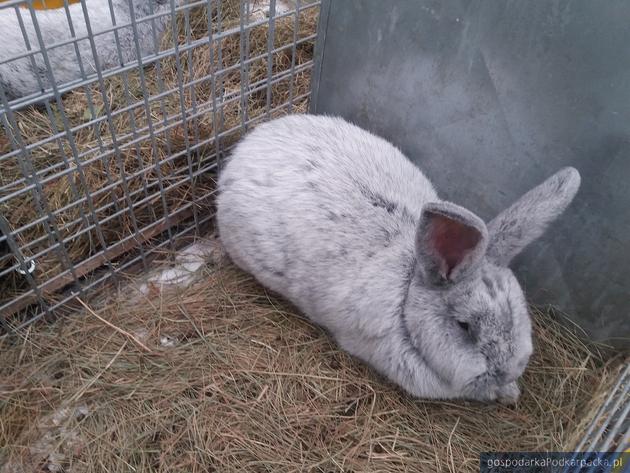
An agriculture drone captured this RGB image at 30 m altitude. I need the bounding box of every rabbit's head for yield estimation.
[403,167,581,401]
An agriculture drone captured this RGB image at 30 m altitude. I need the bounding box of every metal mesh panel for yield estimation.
[0,0,320,331]
[568,364,630,472]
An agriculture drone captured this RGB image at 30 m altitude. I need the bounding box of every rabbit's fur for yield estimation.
[217,115,581,402]
[0,0,174,100]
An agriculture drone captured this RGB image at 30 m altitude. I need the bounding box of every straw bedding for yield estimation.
[0,238,623,472]
[0,0,317,319]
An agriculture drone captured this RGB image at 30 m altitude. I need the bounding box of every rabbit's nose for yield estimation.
[498,355,530,384]
[518,354,531,369]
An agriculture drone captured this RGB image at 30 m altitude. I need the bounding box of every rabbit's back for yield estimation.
[218,115,438,323]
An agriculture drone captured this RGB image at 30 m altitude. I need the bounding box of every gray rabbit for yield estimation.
[0,0,174,100]
[217,115,581,403]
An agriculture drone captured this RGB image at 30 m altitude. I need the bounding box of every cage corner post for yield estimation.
[308,0,331,115]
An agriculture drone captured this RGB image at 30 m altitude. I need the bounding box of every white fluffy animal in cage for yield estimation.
[217,115,581,403]
[0,0,176,100]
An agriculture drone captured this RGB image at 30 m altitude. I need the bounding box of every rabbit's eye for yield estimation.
[457,320,470,333]
[457,320,476,341]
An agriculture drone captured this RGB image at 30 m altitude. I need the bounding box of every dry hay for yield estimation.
[0,0,319,319]
[0,241,624,473]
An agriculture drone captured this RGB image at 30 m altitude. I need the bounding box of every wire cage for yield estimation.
[0,0,321,331]
[569,363,630,471]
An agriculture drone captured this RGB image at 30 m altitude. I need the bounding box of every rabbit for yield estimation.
[0,0,176,101]
[216,114,581,403]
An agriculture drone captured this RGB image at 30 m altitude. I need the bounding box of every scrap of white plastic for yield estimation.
[16,259,36,276]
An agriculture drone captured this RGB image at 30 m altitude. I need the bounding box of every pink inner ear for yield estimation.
[429,214,481,276]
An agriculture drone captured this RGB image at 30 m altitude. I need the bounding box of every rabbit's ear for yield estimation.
[416,202,488,286]
[486,167,581,266]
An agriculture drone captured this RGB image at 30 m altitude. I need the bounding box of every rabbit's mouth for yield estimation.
[464,372,502,399]
[464,370,520,402]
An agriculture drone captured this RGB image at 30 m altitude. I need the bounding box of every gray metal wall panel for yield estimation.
[312,0,630,347]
